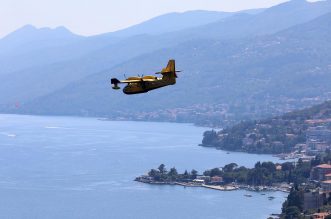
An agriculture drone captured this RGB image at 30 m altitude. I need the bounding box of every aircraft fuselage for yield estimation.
[123,79,175,95]
[111,59,178,95]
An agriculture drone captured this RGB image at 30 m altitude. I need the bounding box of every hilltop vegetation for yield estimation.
[202,101,331,154]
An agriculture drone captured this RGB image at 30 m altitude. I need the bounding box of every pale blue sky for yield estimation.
[0,0,313,37]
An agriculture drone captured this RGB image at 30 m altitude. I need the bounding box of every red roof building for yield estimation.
[311,164,331,181]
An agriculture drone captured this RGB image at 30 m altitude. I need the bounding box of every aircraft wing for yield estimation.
[142,79,157,82]
[119,78,157,83]
[119,79,141,83]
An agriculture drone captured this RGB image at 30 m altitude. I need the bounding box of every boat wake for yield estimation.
[0,132,16,137]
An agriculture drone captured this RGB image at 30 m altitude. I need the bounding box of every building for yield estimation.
[306,126,331,153]
[307,126,331,143]
[312,212,331,219]
[303,190,324,211]
[321,180,331,192]
[310,164,331,181]
[196,175,210,182]
[276,164,282,171]
[210,176,223,185]
[307,140,330,152]
[301,156,315,163]
[193,179,205,185]
[295,143,308,151]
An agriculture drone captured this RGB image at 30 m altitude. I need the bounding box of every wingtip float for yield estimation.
[111,59,181,95]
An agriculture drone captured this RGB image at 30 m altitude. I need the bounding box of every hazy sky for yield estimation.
[0,0,297,37]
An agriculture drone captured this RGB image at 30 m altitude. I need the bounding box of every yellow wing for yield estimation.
[120,75,159,83]
[120,79,141,83]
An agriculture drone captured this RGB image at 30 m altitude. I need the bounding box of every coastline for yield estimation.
[134,177,291,193]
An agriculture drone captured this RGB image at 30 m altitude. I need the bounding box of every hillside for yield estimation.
[0,0,331,126]
[14,12,331,126]
[202,101,331,154]
[0,9,257,106]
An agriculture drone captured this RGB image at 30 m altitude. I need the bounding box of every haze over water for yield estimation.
[0,114,286,219]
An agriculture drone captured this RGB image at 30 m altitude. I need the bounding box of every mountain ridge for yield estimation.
[1,1,331,125]
[12,12,331,123]
[103,8,265,37]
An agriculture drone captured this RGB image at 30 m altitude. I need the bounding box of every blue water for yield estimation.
[0,114,287,219]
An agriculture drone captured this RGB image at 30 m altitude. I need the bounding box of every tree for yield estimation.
[148,169,158,177]
[255,161,262,169]
[158,164,167,174]
[210,168,222,177]
[168,167,178,177]
[223,163,238,172]
[288,190,303,211]
[261,162,276,173]
[148,169,160,181]
[203,170,211,176]
[191,169,198,179]
[284,206,301,219]
[183,170,190,179]
[282,162,294,172]
[202,130,218,145]
[311,154,322,166]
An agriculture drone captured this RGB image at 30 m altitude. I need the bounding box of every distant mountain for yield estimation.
[0,25,87,75]
[1,0,329,75]
[106,11,234,37]
[15,13,331,120]
[0,9,259,75]
[0,8,272,103]
[0,11,234,75]
[0,25,82,54]
[105,9,264,37]
[0,24,78,42]
[1,1,331,123]
[172,0,331,40]
[4,0,322,75]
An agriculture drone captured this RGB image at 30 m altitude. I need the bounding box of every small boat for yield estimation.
[268,196,275,200]
[244,194,252,197]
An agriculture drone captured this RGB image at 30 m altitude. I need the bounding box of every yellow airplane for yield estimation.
[111,59,180,95]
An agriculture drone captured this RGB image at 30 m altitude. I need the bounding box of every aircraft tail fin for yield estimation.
[161,60,177,78]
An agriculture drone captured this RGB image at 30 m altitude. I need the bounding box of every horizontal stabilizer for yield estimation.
[111,78,120,84]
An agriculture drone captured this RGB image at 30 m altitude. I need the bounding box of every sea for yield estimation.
[0,114,287,219]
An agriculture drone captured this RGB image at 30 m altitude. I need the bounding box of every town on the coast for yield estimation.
[136,101,331,219]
